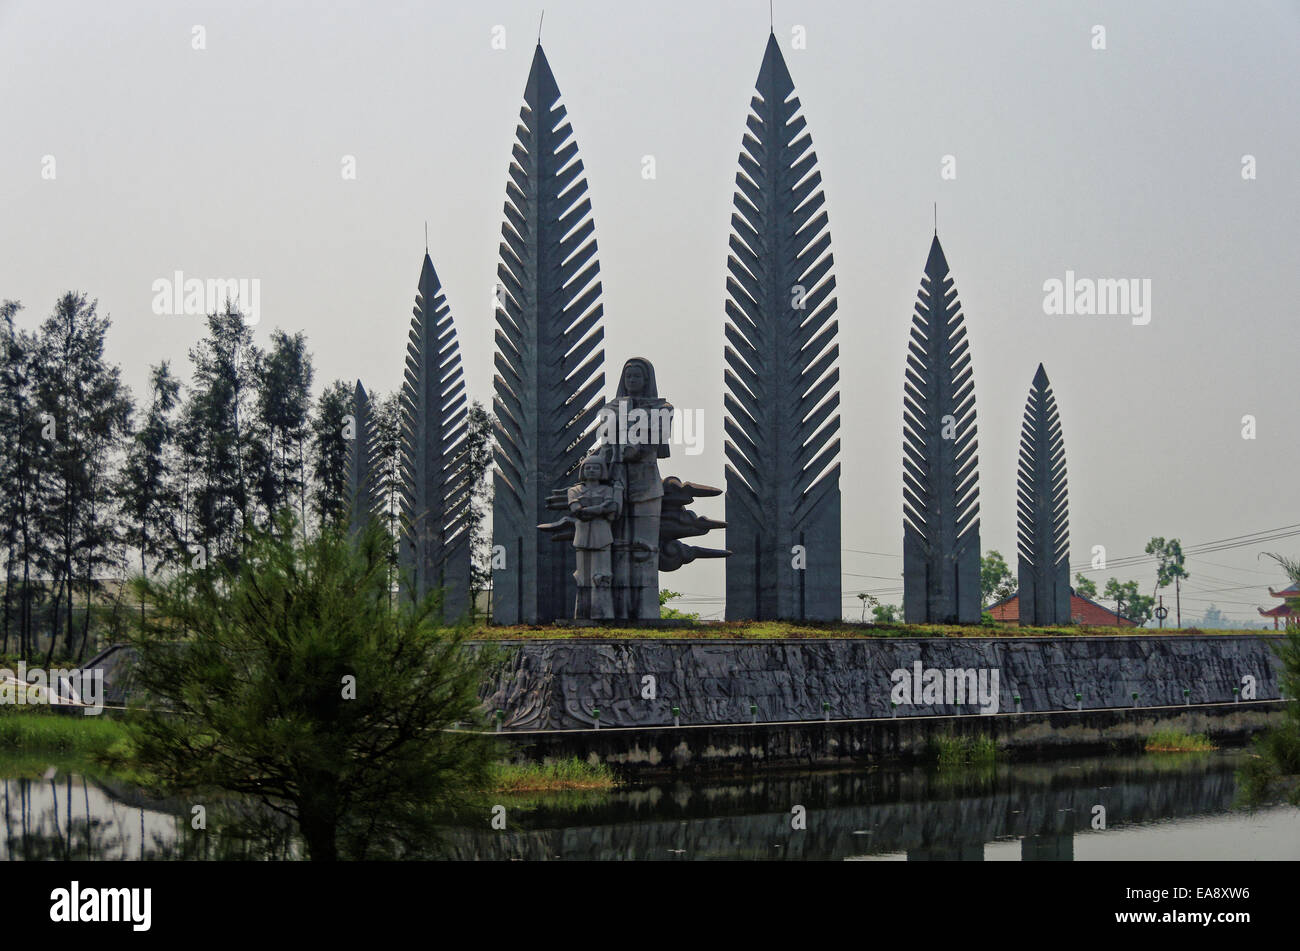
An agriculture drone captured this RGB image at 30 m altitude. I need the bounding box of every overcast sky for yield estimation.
[3,0,1297,622]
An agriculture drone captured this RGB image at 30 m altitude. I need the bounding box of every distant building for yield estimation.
[987,590,1136,627]
[1258,582,1299,629]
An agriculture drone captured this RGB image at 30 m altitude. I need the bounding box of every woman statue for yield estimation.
[602,357,672,620]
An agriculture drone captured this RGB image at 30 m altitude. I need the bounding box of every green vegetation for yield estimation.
[658,589,700,621]
[0,708,129,756]
[930,733,999,767]
[125,515,499,861]
[980,550,1016,606]
[1146,537,1189,626]
[1238,553,1300,807]
[469,619,1259,641]
[490,757,617,793]
[1145,730,1215,753]
[1103,578,1155,626]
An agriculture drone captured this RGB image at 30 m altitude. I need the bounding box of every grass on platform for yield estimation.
[1145,730,1216,753]
[469,620,1261,641]
[489,757,617,793]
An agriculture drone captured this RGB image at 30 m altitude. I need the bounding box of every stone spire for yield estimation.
[723,33,842,621]
[491,44,605,624]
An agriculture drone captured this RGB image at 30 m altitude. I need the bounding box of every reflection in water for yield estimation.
[2,751,1296,860]
[0,774,299,861]
[440,752,1300,861]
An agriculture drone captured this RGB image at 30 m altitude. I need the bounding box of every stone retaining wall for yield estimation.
[477,635,1285,730]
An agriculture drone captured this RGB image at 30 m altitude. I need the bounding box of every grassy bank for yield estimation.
[0,708,130,755]
[470,621,1266,641]
[930,733,999,767]
[490,757,617,793]
[1145,730,1216,753]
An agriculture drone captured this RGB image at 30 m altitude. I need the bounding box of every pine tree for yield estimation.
[0,301,42,659]
[118,362,182,621]
[30,292,132,661]
[182,305,261,569]
[252,329,313,532]
[370,391,404,585]
[309,379,353,530]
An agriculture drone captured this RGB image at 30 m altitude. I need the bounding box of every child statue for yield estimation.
[568,453,622,620]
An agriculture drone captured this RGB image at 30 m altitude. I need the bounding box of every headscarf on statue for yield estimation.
[600,357,673,503]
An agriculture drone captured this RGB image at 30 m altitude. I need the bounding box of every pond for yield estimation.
[2,751,1295,860]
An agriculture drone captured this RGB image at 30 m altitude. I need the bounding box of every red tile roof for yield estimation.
[987,591,1137,626]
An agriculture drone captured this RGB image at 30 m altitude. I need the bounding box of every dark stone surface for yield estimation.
[903,236,981,624]
[1016,364,1070,625]
[347,380,378,539]
[399,252,471,620]
[723,34,842,622]
[491,44,605,624]
[478,635,1286,730]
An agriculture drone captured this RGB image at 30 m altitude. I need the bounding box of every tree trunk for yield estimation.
[2,545,13,655]
[298,812,338,862]
[44,577,65,669]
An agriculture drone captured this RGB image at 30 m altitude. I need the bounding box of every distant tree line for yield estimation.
[0,294,492,663]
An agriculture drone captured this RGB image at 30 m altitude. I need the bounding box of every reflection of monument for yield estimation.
[1015,364,1071,625]
[723,33,842,621]
[903,236,982,624]
[491,44,606,624]
[540,358,727,621]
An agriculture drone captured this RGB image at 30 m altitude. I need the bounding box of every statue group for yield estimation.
[542,357,726,622]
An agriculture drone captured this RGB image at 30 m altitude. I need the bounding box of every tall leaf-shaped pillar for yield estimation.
[902,236,981,624]
[347,380,378,538]
[723,33,842,621]
[492,44,605,624]
[400,252,472,620]
[1016,364,1070,625]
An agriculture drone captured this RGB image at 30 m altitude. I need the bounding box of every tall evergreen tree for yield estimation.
[0,301,43,659]
[118,361,182,620]
[181,305,261,569]
[30,292,132,661]
[309,379,353,530]
[252,329,313,532]
[370,391,404,581]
